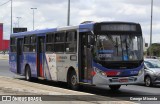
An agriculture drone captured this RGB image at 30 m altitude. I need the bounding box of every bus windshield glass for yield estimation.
[94,34,143,61]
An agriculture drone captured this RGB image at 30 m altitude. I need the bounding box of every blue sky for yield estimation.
[0,0,160,44]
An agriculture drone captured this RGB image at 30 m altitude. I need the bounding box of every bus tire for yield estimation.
[25,66,31,81]
[109,85,121,90]
[68,71,79,90]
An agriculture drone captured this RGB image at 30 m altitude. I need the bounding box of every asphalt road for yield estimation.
[1,60,160,103]
[0,60,13,77]
[0,59,23,78]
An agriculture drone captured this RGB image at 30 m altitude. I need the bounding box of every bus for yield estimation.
[9,21,144,90]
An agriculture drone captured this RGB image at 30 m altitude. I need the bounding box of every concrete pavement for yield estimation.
[0,76,136,104]
[0,54,8,60]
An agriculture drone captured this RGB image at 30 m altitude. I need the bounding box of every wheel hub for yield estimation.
[145,77,150,86]
[26,70,29,80]
[71,75,77,86]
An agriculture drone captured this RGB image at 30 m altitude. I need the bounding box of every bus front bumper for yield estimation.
[92,73,144,86]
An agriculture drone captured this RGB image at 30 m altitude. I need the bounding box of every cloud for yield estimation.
[0,0,160,43]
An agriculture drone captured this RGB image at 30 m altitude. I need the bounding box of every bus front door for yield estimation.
[79,33,93,84]
[17,38,23,74]
[37,37,45,78]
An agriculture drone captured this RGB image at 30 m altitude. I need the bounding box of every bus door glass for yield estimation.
[80,32,93,83]
[37,36,45,77]
[17,38,23,74]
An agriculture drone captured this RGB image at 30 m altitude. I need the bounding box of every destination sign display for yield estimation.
[94,22,142,34]
[100,24,137,31]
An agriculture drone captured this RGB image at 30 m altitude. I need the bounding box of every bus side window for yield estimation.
[23,35,36,52]
[10,37,17,52]
[54,32,65,52]
[66,31,77,52]
[30,35,36,52]
[40,38,44,53]
[46,33,54,52]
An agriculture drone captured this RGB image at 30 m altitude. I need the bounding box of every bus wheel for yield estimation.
[25,66,31,81]
[68,71,79,90]
[109,85,121,90]
[145,76,153,87]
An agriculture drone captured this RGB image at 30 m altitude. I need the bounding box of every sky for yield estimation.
[0,0,160,44]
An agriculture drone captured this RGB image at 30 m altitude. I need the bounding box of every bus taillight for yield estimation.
[91,71,96,76]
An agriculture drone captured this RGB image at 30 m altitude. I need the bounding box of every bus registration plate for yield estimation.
[119,78,128,82]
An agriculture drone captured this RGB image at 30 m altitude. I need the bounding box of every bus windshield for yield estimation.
[94,34,143,61]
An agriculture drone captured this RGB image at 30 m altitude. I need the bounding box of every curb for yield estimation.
[0,58,8,60]
[0,55,9,60]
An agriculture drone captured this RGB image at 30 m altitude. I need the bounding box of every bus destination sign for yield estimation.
[101,24,137,31]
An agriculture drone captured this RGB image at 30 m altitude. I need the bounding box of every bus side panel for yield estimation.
[9,53,17,74]
[43,53,51,80]
[19,54,23,74]
[23,53,37,77]
[43,53,57,80]
[56,54,78,82]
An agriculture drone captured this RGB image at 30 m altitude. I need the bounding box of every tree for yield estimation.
[147,43,160,57]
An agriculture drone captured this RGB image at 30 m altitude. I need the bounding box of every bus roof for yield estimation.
[10,22,95,37]
[10,21,140,37]
[11,28,57,37]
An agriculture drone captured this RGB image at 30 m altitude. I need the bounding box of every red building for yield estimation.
[0,23,9,51]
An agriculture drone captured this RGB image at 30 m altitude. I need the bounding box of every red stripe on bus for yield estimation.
[40,63,43,77]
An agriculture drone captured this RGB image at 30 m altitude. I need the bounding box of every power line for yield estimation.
[0,0,11,7]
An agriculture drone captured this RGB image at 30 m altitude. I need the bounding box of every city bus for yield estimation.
[9,21,144,90]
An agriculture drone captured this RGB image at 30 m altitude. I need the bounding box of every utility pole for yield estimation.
[31,8,37,30]
[150,0,153,56]
[16,17,21,27]
[11,0,12,34]
[67,0,70,26]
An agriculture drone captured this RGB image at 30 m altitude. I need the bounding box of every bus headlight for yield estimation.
[94,67,100,73]
[100,71,106,76]
[138,69,143,76]
[94,67,107,76]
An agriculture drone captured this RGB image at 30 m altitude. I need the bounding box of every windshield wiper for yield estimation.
[115,37,118,56]
[125,38,129,59]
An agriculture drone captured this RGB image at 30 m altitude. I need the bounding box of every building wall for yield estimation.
[0,23,9,51]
